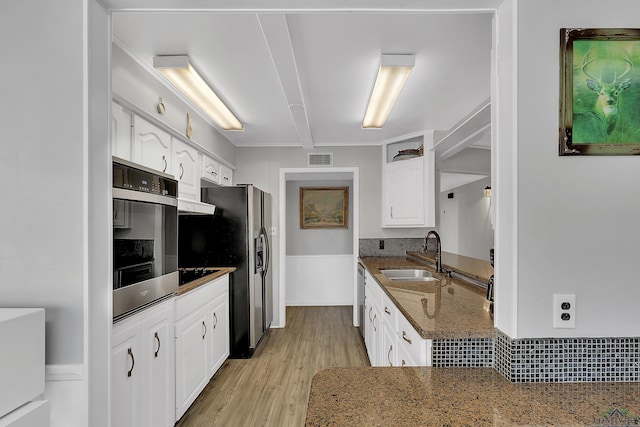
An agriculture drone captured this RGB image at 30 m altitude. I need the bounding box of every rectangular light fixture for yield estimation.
[362,54,415,129]
[153,55,243,131]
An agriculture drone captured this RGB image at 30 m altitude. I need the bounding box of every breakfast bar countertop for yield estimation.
[358,256,494,339]
[305,367,640,426]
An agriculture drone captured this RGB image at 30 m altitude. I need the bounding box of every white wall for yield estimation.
[286,179,353,255]
[497,0,640,339]
[440,177,493,260]
[0,1,98,425]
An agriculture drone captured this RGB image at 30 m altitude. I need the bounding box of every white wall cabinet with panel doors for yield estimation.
[382,133,435,228]
[201,154,221,185]
[175,275,229,421]
[132,115,172,174]
[111,298,175,427]
[219,163,233,186]
[171,138,199,200]
[112,101,133,160]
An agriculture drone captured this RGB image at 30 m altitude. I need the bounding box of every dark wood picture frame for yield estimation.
[300,186,349,229]
[560,28,640,155]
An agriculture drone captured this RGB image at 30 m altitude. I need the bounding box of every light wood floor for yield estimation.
[175,306,370,427]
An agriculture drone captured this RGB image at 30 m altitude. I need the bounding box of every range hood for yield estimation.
[178,198,215,215]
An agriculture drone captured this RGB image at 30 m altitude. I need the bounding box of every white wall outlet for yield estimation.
[553,294,576,328]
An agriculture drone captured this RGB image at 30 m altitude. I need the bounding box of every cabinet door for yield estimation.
[383,158,425,226]
[112,102,132,160]
[207,293,229,378]
[219,164,233,186]
[132,116,171,173]
[174,308,209,421]
[112,319,143,427]
[171,139,199,200]
[143,302,175,427]
[382,323,396,367]
[202,154,220,185]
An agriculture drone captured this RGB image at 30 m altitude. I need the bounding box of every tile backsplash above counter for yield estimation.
[359,238,423,257]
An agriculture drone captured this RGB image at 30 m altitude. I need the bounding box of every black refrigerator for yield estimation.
[179,185,272,358]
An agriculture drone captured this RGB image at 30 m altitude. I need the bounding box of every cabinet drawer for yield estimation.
[176,276,229,320]
[396,311,428,366]
[381,293,396,331]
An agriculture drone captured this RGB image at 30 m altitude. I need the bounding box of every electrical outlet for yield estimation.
[553,294,576,328]
[379,240,385,250]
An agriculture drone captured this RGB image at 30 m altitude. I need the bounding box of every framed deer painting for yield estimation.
[560,28,640,155]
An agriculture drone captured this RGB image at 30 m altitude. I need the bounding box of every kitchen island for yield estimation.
[305,366,640,426]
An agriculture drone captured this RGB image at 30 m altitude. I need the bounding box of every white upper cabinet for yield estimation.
[132,115,171,174]
[171,138,199,200]
[112,102,133,160]
[219,164,233,187]
[381,133,435,228]
[201,154,221,185]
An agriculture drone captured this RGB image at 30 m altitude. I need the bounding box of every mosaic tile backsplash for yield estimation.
[432,338,494,368]
[494,330,640,383]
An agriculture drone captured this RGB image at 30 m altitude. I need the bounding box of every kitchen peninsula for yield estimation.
[306,253,640,426]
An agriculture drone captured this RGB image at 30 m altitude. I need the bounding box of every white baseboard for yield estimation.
[44,365,87,427]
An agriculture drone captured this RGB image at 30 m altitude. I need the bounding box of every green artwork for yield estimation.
[572,40,640,143]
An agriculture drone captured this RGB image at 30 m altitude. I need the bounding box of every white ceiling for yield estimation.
[112,12,492,148]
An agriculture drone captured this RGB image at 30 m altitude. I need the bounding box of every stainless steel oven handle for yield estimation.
[113,187,178,207]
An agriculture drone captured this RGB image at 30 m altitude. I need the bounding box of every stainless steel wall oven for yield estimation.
[112,157,178,320]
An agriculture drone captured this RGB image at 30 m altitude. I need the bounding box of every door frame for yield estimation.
[278,167,360,328]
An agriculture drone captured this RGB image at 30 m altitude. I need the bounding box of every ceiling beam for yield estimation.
[257,13,313,148]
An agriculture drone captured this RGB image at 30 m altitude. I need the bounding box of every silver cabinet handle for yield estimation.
[202,321,207,339]
[153,332,160,358]
[373,314,377,332]
[402,331,412,345]
[161,155,167,172]
[127,348,135,377]
[213,312,218,329]
[369,306,373,321]
[387,345,393,366]
[390,206,393,218]
[401,359,407,367]
[384,307,391,315]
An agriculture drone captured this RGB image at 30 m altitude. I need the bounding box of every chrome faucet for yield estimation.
[423,230,444,274]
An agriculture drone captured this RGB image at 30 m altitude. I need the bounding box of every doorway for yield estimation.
[278,168,360,328]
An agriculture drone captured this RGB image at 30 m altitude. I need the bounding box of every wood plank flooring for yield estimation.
[175,306,370,427]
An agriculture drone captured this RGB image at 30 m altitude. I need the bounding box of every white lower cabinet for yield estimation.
[363,271,431,367]
[111,298,175,427]
[175,275,229,421]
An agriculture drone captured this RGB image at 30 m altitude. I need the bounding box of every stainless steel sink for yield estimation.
[380,269,438,282]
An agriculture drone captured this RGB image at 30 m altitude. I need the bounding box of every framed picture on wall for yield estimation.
[560,28,640,155]
[300,186,349,229]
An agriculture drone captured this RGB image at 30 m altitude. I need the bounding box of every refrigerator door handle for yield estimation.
[261,227,270,276]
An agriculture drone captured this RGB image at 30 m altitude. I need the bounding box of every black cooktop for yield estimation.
[178,267,221,286]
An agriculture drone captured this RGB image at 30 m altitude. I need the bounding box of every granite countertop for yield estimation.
[359,256,494,339]
[176,267,236,295]
[305,367,640,426]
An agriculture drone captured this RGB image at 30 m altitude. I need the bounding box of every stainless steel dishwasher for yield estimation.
[357,263,365,338]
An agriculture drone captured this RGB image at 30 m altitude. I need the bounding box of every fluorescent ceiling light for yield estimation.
[362,54,415,129]
[153,55,243,131]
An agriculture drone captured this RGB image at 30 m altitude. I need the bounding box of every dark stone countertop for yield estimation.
[359,256,494,339]
[305,367,640,426]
